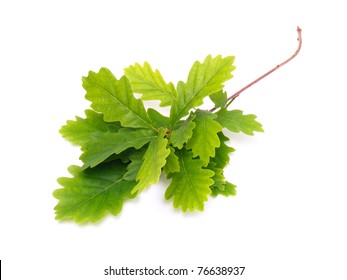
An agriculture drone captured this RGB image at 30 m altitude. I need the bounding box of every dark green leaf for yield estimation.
[80,128,156,169]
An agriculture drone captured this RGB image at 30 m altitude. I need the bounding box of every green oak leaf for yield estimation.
[208,133,236,196]
[213,132,235,169]
[216,108,264,135]
[169,113,196,149]
[207,162,226,190]
[59,109,121,146]
[132,129,170,194]
[165,150,214,212]
[83,68,153,129]
[211,181,237,197]
[80,128,156,169]
[186,110,223,166]
[209,90,228,108]
[163,147,180,175]
[170,55,235,125]
[124,62,177,107]
[53,161,137,223]
[147,108,170,128]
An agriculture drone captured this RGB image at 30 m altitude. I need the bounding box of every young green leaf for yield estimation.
[207,133,236,193]
[132,129,170,194]
[80,128,157,169]
[216,108,264,135]
[124,62,177,107]
[186,110,223,166]
[170,55,235,124]
[211,181,237,197]
[147,108,171,129]
[169,113,196,149]
[83,69,153,129]
[163,147,180,175]
[59,110,121,147]
[207,162,226,190]
[53,161,137,223]
[212,132,235,169]
[165,150,214,212]
[209,90,228,108]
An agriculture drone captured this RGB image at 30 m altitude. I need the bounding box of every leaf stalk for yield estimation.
[210,26,302,112]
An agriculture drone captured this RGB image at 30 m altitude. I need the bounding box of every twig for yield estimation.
[210,26,302,112]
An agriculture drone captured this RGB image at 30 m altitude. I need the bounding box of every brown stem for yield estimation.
[210,26,302,112]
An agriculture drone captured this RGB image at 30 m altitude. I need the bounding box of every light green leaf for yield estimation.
[53,161,137,223]
[207,162,226,190]
[211,181,237,197]
[124,62,177,107]
[59,110,121,146]
[207,133,236,194]
[147,108,170,128]
[80,128,156,168]
[170,55,235,124]
[165,150,214,212]
[208,133,236,197]
[209,90,228,108]
[83,68,153,129]
[213,132,235,169]
[169,113,196,149]
[216,108,264,135]
[163,147,180,175]
[132,129,170,194]
[186,110,223,166]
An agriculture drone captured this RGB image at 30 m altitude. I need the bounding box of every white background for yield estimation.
[1,0,346,279]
